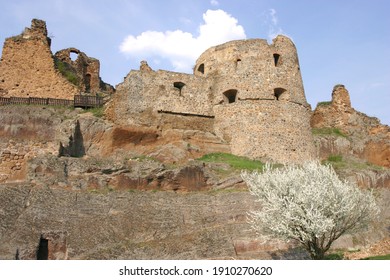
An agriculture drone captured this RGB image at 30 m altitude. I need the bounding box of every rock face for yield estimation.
[311,85,390,168]
[107,36,315,164]
[1,182,389,260]
[0,19,113,99]
[0,104,389,260]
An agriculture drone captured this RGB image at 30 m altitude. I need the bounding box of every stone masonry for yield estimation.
[54,48,114,95]
[107,36,316,163]
[0,19,79,99]
[0,19,113,99]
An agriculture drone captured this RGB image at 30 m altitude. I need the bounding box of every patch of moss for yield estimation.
[312,127,347,138]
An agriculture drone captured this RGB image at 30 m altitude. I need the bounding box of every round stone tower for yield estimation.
[194,35,316,163]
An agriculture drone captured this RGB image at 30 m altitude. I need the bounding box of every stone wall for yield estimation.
[0,19,113,100]
[0,19,79,99]
[0,149,27,183]
[214,100,315,163]
[54,48,114,95]
[194,36,308,105]
[107,36,315,163]
[107,65,214,128]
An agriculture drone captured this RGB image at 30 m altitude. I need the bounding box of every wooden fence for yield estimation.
[0,95,104,108]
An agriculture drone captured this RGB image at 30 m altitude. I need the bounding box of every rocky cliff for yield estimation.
[312,84,390,168]
[0,105,389,259]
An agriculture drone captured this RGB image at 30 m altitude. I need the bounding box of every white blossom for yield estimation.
[241,161,379,259]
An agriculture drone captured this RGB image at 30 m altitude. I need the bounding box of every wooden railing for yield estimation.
[0,95,104,108]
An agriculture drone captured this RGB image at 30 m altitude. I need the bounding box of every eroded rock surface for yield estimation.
[312,85,390,168]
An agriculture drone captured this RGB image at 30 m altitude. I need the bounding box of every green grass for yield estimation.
[327,154,343,162]
[322,154,385,171]
[198,153,264,171]
[362,254,390,260]
[312,127,347,138]
[322,154,347,169]
[83,107,105,118]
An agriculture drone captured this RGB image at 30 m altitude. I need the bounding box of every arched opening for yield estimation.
[70,51,78,61]
[36,236,49,260]
[235,58,242,68]
[197,63,204,74]
[223,89,238,103]
[85,74,91,93]
[273,53,280,67]
[274,87,286,100]
[173,81,186,95]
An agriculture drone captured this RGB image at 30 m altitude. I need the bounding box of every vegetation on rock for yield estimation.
[198,153,264,171]
[312,127,347,138]
[317,101,332,107]
[54,57,79,86]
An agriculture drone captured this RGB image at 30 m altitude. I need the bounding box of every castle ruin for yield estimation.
[0,19,113,100]
[107,36,316,163]
[0,19,316,164]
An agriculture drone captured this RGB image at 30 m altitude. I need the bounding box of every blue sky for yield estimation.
[1,0,389,125]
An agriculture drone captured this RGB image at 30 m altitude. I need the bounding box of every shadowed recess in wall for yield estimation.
[58,120,85,157]
[36,236,49,260]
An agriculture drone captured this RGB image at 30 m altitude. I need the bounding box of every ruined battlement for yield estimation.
[0,19,113,99]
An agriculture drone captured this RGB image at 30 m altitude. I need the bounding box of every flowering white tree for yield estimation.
[241,162,379,259]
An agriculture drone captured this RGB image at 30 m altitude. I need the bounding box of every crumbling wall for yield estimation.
[0,19,79,99]
[54,48,114,95]
[0,19,113,99]
[106,62,214,128]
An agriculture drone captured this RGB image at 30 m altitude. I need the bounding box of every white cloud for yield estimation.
[266,8,286,42]
[119,9,246,72]
[210,0,219,6]
[269,8,278,25]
